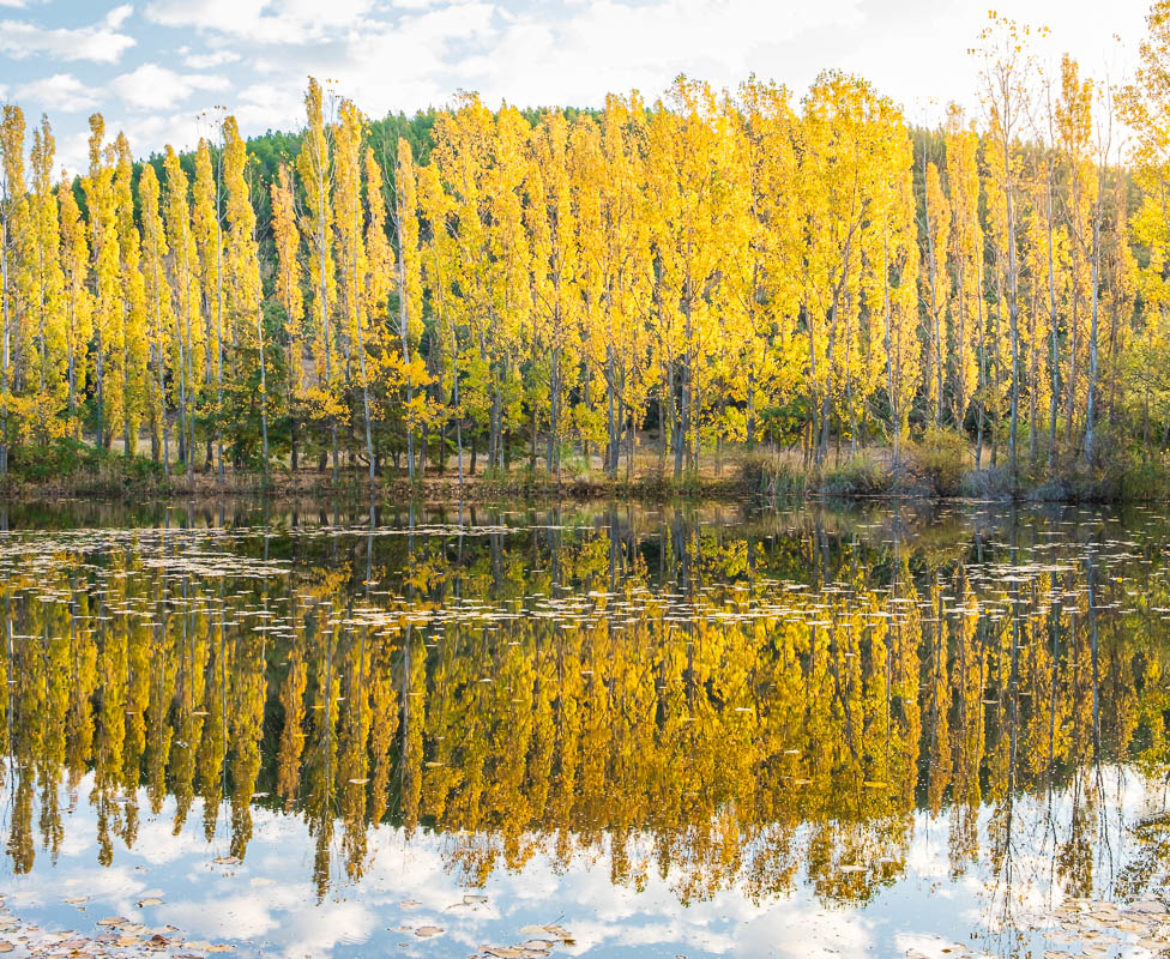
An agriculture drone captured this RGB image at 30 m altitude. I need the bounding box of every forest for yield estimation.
[3,8,1170,496]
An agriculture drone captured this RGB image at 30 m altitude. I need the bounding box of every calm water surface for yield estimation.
[1,499,1169,958]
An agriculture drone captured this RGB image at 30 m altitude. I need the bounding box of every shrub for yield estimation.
[1114,454,1170,502]
[740,450,812,498]
[821,453,891,496]
[9,436,100,482]
[1025,477,1072,502]
[960,466,1013,499]
[6,437,172,493]
[912,428,969,497]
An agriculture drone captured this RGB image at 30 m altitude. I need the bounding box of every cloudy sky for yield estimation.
[0,0,1153,175]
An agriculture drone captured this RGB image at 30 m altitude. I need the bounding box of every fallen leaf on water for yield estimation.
[414,926,444,938]
[138,898,164,908]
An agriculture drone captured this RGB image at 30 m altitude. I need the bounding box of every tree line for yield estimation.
[5,8,1170,487]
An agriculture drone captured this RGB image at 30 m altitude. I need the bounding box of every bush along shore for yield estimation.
[742,429,1170,503]
[3,429,1169,504]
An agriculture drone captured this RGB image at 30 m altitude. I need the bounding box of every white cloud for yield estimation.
[0,5,136,63]
[145,0,267,33]
[109,63,230,111]
[144,0,376,44]
[0,0,1156,184]
[232,82,303,133]
[98,112,210,163]
[106,3,133,29]
[455,0,862,109]
[13,72,98,113]
[182,49,241,69]
[336,3,496,111]
[55,129,93,178]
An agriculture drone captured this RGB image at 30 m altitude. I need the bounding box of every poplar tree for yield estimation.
[82,114,119,452]
[192,136,224,480]
[138,164,172,471]
[297,77,339,481]
[57,178,91,439]
[223,116,268,477]
[271,162,303,470]
[0,105,25,473]
[162,146,199,479]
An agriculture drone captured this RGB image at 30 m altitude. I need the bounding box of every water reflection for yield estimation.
[1,501,1169,956]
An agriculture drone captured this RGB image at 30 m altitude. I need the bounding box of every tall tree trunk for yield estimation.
[674,355,685,480]
[1084,192,1103,466]
[1004,139,1021,487]
[883,237,899,463]
[1046,175,1059,472]
[215,192,225,488]
[396,212,414,485]
[257,305,270,483]
[923,161,943,427]
[606,348,618,477]
[0,222,9,476]
[96,328,105,450]
[152,252,170,478]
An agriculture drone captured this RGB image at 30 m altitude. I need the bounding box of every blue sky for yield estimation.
[0,0,1153,175]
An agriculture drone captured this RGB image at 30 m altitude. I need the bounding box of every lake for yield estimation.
[1,499,1169,958]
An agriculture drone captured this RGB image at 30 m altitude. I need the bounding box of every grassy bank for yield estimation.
[0,437,747,502]
[4,432,1169,504]
[742,430,1170,504]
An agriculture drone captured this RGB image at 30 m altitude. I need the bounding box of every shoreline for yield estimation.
[0,473,1160,507]
[2,441,1167,506]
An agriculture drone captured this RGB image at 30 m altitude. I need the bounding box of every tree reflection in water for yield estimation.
[1,500,1169,952]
